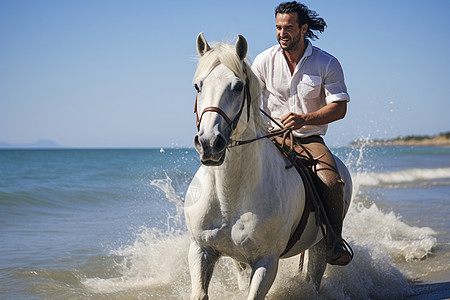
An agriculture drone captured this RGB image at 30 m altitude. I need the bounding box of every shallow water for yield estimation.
[0,146,449,299]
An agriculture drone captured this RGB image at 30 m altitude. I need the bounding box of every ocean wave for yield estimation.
[353,167,450,187]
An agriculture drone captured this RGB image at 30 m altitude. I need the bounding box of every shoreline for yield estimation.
[350,133,450,147]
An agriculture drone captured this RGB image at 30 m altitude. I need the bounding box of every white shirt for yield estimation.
[252,40,350,137]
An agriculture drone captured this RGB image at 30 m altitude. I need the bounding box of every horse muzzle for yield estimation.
[194,131,228,166]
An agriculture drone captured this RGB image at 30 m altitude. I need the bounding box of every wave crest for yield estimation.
[354,167,450,187]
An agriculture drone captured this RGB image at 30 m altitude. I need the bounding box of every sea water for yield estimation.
[0,146,449,299]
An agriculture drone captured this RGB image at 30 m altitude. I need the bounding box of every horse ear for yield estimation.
[235,34,247,60]
[197,32,211,57]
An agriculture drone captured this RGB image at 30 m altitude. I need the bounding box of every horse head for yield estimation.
[193,33,256,166]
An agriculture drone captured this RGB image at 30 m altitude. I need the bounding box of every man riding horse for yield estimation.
[252,1,353,265]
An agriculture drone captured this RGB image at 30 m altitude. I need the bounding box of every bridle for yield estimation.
[193,68,290,148]
[194,76,251,132]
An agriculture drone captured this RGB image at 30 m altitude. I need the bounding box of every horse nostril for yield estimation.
[213,134,227,152]
[194,134,201,150]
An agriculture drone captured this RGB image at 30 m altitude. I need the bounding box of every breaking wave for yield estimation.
[354,167,450,187]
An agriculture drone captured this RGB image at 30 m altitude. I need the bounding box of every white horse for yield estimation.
[184,33,352,300]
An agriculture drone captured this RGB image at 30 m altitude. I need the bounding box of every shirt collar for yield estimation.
[297,39,313,70]
[303,39,313,58]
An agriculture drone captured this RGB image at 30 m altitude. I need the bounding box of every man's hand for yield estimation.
[281,112,306,130]
[280,102,347,130]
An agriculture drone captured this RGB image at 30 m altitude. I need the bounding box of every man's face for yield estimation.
[275,12,304,52]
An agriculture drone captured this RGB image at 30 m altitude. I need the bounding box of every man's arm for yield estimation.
[280,101,346,130]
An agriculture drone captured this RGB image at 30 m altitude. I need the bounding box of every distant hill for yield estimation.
[350,132,450,147]
[0,139,61,149]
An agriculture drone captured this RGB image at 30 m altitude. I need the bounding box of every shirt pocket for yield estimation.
[300,74,322,99]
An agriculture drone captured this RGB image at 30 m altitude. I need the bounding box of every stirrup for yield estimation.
[326,238,353,266]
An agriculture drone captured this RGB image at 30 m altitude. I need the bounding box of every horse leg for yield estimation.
[234,260,250,290]
[305,238,327,291]
[188,241,219,300]
[247,255,279,300]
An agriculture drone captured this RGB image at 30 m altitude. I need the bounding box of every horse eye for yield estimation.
[233,81,244,92]
[194,84,200,92]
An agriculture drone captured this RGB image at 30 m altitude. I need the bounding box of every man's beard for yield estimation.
[278,32,302,52]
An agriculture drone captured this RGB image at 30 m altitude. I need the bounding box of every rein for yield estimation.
[228,109,290,148]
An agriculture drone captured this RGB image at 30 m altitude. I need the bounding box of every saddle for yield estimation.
[270,132,327,257]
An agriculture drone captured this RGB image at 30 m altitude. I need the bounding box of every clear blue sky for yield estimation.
[1,0,449,148]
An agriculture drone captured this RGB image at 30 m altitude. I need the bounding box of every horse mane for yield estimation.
[194,42,266,133]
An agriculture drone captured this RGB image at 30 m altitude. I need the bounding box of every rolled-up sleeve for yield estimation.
[324,58,350,104]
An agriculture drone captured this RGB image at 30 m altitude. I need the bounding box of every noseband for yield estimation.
[194,77,251,131]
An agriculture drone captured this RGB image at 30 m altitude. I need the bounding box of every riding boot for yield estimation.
[325,221,353,266]
[318,177,353,266]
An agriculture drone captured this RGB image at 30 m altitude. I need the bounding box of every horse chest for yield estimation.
[202,218,262,260]
[189,208,258,252]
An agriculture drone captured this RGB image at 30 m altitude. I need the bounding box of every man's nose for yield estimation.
[280,28,289,37]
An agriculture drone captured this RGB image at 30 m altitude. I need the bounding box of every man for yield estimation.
[252,1,352,265]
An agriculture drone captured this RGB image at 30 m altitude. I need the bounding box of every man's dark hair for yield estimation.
[275,1,327,40]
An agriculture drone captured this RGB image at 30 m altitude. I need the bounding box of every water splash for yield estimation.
[83,227,191,297]
[150,174,185,233]
[81,172,437,299]
[346,202,436,261]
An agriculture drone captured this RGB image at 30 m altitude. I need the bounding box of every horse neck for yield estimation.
[211,125,263,204]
